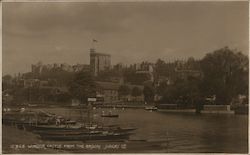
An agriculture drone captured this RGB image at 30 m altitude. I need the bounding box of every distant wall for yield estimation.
[203,105,231,111]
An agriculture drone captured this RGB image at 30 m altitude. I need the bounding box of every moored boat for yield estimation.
[145,106,158,111]
[39,131,133,141]
[31,124,137,135]
[101,114,119,117]
[26,124,82,132]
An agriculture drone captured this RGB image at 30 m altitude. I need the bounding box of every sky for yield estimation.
[2,1,249,75]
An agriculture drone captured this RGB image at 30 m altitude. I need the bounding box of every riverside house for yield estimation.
[96,81,144,103]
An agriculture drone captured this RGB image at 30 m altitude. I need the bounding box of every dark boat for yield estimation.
[112,127,137,133]
[34,125,137,135]
[39,132,132,141]
[101,125,137,133]
[2,113,55,130]
[26,124,82,132]
[36,130,102,136]
[101,114,119,117]
[31,122,137,134]
[2,110,71,128]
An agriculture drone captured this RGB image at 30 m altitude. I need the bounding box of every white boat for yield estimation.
[145,106,158,111]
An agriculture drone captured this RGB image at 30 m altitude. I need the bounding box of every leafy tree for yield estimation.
[40,69,74,86]
[143,85,155,103]
[56,92,71,103]
[69,71,96,104]
[186,57,200,70]
[96,69,122,82]
[2,74,13,90]
[160,77,201,108]
[131,87,142,97]
[118,85,131,101]
[155,59,166,76]
[118,85,130,97]
[161,84,178,104]
[156,81,168,96]
[22,72,35,79]
[200,47,248,104]
[3,74,12,81]
[122,66,151,85]
[155,59,177,78]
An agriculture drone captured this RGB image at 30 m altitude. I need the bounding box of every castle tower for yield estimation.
[90,48,111,76]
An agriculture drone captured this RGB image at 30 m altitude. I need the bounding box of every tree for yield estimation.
[96,67,123,82]
[161,84,178,104]
[155,59,166,76]
[69,71,96,104]
[3,74,12,81]
[123,68,149,85]
[56,92,71,103]
[161,77,201,108]
[3,74,13,90]
[131,87,142,97]
[155,59,176,78]
[156,81,168,96]
[187,57,200,70]
[118,85,130,97]
[200,47,248,104]
[40,69,74,86]
[143,85,155,103]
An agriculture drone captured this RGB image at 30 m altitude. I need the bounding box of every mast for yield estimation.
[87,98,96,126]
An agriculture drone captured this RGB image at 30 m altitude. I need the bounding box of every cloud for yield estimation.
[2,2,248,75]
[3,2,134,37]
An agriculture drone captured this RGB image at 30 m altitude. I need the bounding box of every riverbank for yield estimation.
[157,109,196,113]
[4,103,248,115]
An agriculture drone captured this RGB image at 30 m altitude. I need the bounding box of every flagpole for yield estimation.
[92,39,94,49]
[92,39,98,50]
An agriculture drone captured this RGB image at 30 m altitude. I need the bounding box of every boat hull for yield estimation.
[101,115,119,118]
[40,132,132,141]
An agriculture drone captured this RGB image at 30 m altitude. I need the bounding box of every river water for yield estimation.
[40,107,248,153]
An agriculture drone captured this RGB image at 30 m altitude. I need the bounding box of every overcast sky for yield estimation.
[3,1,249,75]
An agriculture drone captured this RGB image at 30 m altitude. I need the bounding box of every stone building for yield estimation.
[90,48,111,76]
[135,62,154,82]
[96,81,120,103]
[96,81,144,103]
[31,61,43,74]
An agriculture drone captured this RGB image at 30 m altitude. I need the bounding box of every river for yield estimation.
[37,107,248,153]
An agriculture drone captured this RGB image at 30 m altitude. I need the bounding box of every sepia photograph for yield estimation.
[2,1,249,154]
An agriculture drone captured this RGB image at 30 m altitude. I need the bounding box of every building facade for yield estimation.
[135,62,154,82]
[96,81,120,103]
[31,62,89,74]
[96,81,144,103]
[90,48,111,76]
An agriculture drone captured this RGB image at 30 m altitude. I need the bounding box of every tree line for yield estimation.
[155,47,248,105]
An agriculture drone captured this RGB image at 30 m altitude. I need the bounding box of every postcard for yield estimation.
[2,1,249,154]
